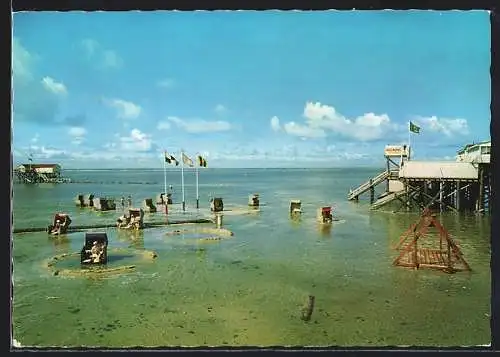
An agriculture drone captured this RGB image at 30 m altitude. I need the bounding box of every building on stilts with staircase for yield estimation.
[347,141,491,214]
[14,163,70,184]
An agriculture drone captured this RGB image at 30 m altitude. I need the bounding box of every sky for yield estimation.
[12,10,491,169]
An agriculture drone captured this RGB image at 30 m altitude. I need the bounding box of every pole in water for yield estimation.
[163,151,167,197]
[195,162,199,209]
[180,149,185,212]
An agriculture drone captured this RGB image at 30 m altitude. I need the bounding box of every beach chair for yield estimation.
[210,197,224,212]
[156,193,166,205]
[317,206,333,224]
[74,194,86,207]
[248,194,260,207]
[290,200,302,214]
[83,194,94,207]
[143,198,157,213]
[80,232,108,265]
[125,208,145,230]
[47,213,72,235]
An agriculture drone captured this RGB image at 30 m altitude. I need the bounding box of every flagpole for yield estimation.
[163,152,167,197]
[408,121,411,161]
[196,157,199,209]
[180,150,185,212]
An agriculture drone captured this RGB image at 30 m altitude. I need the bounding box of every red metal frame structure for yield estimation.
[392,209,471,274]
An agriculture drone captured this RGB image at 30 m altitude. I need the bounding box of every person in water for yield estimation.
[51,220,61,235]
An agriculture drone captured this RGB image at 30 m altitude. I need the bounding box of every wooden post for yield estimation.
[413,235,419,269]
[447,238,452,270]
[488,170,492,214]
[386,159,390,192]
[478,166,484,213]
[455,180,461,211]
[370,179,374,204]
[405,181,410,211]
[439,180,444,212]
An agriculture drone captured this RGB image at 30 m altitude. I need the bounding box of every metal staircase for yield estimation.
[348,170,394,201]
[370,190,407,210]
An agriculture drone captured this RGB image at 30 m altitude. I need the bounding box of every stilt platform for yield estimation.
[392,208,471,273]
[347,141,491,214]
[397,248,455,270]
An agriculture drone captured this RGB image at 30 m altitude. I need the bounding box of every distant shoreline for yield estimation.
[59,166,383,171]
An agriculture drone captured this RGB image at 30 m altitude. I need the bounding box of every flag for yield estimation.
[409,121,420,134]
[182,152,194,167]
[197,155,207,168]
[164,152,179,166]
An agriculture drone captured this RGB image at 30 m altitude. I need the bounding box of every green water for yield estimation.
[12,168,491,347]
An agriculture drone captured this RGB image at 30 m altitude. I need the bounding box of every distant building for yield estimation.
[16,163,61,175]
[14,163,65,183]
[456,141,491,164]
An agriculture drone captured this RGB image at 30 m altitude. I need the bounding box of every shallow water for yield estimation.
[12,168,491,347]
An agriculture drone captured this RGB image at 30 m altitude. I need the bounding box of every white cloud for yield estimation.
[206,144,373,165]
[81,38,99,57]
[68,126,87,137]
[41,77,68,96]
[283,121,326,139]
[105,98,142,119]
[270,116,281,131]
[30,133,39,143]
[26,145,67,159]
[156,121,171,130]
[215,104,227,114]
[168,116,231,133]
[414,116,469,137]
[102,50,122,68]
[12,37,34,82]
[80,39,123,69]
[12,38,69,125]
[119,128,154,152]
[68,126,87,145]
[157,78,175,89]
[301,101,394,141]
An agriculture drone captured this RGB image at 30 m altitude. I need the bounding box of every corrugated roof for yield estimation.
[399,161,478,180]
[19,164,60,168]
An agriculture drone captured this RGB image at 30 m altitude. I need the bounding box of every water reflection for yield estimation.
[48,234,71,253]
[116,230,144,249]
[317,223,332,238]
[290,213,302,227]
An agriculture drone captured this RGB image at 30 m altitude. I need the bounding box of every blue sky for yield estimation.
[12,10,491,168]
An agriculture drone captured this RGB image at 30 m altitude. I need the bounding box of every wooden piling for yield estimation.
[439,181,444,212]
[478,166,485,213]
[370,178,375,204]
[386,160,390,192]
[300,295,316,322]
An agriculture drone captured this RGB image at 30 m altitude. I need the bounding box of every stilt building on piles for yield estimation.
[347,141,492,214]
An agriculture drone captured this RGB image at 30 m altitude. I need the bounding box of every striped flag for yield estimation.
[182,152,194,167]
[197,155,207,167]
[164,152,179,166]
